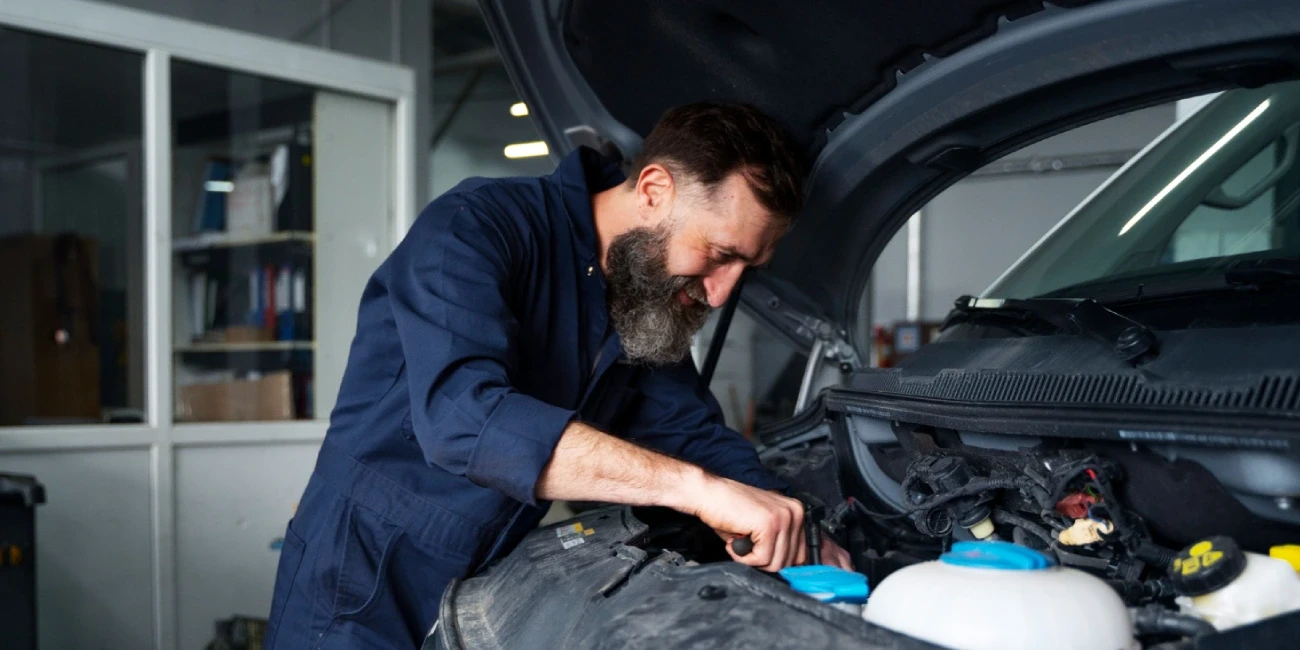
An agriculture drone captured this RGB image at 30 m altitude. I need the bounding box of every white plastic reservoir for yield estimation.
[1176,549,1300,630]
[862,540,1138,650]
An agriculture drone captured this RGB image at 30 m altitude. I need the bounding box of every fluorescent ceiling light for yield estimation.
[1119,98,1271,236]
[504,141,548,159]
[510,102,529,117]
[204,180,235,193]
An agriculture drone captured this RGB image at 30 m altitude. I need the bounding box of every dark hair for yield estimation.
[628,102,806,222]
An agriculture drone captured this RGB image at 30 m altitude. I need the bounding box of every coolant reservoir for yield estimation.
[862,541,1138,650]
[778,565,870,615]
[1172,536,1300,630]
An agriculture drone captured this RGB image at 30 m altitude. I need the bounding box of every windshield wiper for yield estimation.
[943,296,1159,365]
[1223,257,1300,286]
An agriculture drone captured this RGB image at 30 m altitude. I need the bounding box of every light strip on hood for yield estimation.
[1119,98,1271,236]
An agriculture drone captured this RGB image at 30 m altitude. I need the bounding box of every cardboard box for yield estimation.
[176,371,294,422]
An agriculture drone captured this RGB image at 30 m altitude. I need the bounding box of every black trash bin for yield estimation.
[0,473,45,650]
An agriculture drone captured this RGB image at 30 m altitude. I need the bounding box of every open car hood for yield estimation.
[479,0,1300,350]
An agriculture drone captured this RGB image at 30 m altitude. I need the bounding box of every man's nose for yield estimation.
[702,264,745,308]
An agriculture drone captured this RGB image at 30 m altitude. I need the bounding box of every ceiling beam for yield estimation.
[433,46,500,74]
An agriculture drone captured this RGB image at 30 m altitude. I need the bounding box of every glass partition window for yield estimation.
[171,61,317,423]
[0,27,145,426]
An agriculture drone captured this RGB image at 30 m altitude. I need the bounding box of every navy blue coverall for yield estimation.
[264,147,785,649]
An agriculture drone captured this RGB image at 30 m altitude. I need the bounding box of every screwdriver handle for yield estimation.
[731,535,754,556]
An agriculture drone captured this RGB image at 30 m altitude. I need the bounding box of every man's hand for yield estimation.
[537,422,845,573]
[688,475,808,572]
[819,535,853,571]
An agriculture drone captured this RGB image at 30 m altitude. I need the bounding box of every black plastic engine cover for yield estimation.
[427,506,940,650]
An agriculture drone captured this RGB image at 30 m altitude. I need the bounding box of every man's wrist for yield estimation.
[662,463,711,515]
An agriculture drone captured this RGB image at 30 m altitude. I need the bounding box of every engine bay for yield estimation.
[750,407,1300,650]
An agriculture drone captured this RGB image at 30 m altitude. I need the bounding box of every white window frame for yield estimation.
[0,2,417,646]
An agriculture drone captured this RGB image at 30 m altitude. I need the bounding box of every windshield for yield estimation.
[985,81,1300,300]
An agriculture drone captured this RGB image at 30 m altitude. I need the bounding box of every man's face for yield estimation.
[606,171,786,366]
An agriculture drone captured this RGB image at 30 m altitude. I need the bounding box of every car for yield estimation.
[428,1,1300,648]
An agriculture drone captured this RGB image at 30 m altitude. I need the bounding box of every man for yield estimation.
[265,102,850,649]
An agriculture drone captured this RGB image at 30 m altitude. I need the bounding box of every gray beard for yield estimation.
[604,224,711,366]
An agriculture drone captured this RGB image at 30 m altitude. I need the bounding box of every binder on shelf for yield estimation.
[248,268,263,328]
[292,266,308,341]
[275,124,313,232]
[264,264,277,336]
[206,275,218,336]
[275,265,293,341]
[192,159,232,233]
[189,272,207,339]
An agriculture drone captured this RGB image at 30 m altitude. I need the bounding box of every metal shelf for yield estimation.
[174,341,315,353]
[172,230,314,253]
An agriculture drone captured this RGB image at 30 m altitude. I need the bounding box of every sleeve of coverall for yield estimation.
[387,198,576,506]
[622,355,788,493]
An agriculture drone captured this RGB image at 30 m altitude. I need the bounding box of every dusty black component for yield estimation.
[1133,604,1218,640]
[991,509,1053,548]
[901,455,1009,538]
[805,504,823,566]
[1109,578,1179,606]
[431,506,946,650]
[915,507,954,537]
[1171,609,1300,650]
[945,296,1158,364]
[1135,540,1179,571]
[928,456,993,529]
[1108,448,1300,551]
[1169,536,1248,597]
[1054,544,1143,582]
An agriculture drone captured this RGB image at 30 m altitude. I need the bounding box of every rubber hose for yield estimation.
[1133,605,1217,639]
[991,510,1054,546]
[1134,541,1178,570]
[904,478,1021,512]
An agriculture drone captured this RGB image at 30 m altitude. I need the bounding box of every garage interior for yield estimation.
[0,1,1233,649]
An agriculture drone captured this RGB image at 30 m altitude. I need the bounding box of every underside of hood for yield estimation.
[480,0,1300,350]
[560,0,1097,155]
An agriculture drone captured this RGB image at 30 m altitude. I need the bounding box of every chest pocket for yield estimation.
[578,361,645,432]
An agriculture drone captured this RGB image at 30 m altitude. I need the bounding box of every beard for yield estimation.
[604,222,711,366]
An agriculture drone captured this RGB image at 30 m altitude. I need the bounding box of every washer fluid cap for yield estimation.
[1270,544,1300,572]
[778,565,870,604]
[1171,536,1247,597]
[940,540,1055,571]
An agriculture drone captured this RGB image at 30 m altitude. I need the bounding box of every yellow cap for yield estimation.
[1270,545,1300,571]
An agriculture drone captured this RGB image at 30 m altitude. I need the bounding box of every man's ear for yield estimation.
[635,163,675,222]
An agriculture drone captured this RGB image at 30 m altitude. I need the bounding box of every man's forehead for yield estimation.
[709,216,784,262]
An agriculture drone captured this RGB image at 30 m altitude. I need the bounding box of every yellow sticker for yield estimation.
[572,523,584,533]
[583,528,594,536]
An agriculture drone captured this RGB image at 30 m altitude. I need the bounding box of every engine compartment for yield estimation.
[432,396,1300,650]
[753,406,1300,649]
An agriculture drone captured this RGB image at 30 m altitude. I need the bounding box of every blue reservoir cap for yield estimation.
[940,540,1055,571]
[778,565,870,604]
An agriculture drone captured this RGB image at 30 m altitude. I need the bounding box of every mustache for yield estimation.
[671,276,708,304]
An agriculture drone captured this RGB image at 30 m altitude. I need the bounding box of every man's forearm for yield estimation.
[536,420,706,514]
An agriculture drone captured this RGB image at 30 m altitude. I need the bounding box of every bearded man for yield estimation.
[264,102,850,650]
